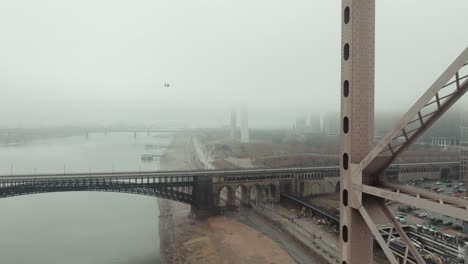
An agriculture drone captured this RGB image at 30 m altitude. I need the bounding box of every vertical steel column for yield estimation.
[340,0,375,263]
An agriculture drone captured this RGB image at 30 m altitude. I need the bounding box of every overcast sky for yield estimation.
[1,0,467,128]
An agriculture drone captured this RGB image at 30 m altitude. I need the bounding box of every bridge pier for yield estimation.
[236,185,250,207]
[225,187,237,209]
[270,183,280,203]
[191,175,216,217]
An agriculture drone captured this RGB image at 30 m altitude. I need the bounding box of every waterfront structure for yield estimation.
[240,108,249,143]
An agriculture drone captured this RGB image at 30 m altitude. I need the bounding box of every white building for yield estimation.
[461,111,468,146]
[461,126,468,146]
[431,136,448,150]
[309,115,321,134]
[461,149,468,183]
[322,112,340,135]
[230,110,237,140]
[240,108,249,143]
[295,117,307,132]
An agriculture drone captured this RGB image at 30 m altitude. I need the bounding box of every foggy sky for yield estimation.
[1,0,468,128]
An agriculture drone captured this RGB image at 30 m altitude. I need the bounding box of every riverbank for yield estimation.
[158,134,296,264]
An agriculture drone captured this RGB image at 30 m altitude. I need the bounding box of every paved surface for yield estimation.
[259,203,338,263]
[253,201,391,264]
[227,207,325,264]
[396,179,465,230]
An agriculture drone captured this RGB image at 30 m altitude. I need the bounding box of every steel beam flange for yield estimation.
[358,205,399,264]
[361,184,468,221]
[349,164,364,209]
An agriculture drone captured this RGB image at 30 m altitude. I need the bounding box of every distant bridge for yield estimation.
[0,162,460,216]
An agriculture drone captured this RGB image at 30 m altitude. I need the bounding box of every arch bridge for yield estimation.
[0,161,459,215]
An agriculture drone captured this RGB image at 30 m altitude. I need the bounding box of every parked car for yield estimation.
[417,212,427,218]
[395,216,407,223]
[398,206,414,213]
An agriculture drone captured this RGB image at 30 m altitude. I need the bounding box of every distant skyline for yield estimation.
[1,0,468,128]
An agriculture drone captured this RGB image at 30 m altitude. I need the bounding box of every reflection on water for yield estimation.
[0,132,171,175]
[0,132,169,264]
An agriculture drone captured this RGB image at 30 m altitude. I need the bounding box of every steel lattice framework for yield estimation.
[340,1,468,264]
[0,162,457,204]
[0,175,194,203]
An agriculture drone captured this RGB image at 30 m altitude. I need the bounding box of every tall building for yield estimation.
[309,115,321,134]
[431,136,448,150]
[461,149,468,185]
[230,110,237,140]
[240,108,249,143]
[462,127,468,145]
[295,117,307,132]
[461,111,468,146]
[322,112,340,135]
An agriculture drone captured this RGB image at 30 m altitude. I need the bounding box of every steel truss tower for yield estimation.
[340,1,468,264]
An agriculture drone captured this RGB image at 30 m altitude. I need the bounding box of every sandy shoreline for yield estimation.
[157,134,296,264]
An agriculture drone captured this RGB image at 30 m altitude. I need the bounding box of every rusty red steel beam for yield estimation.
[357,47,468,175]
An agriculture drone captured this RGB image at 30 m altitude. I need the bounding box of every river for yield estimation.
[0,132,172,264]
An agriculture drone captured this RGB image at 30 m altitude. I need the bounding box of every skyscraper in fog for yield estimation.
[295,117,307,132]
[230,110,237,140]
[322,112,340,135]
[240,108,249,143]
[461,111,468,146]
[461,149,468,193]
[309,115,321,134]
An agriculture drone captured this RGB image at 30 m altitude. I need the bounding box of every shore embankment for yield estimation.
[157,134,296,264]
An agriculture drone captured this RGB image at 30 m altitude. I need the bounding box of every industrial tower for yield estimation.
[340,1,468,264]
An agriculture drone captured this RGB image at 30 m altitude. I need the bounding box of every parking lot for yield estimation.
[393,178,465,233]
[413,178,466,197]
